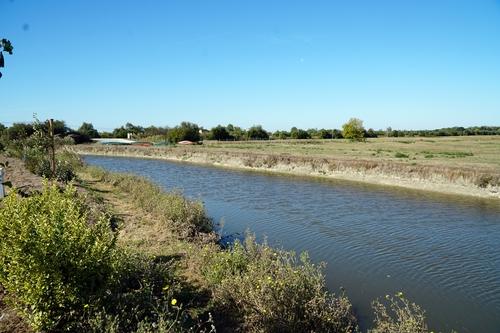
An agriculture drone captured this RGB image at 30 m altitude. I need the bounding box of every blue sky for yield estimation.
[1,0,500,132]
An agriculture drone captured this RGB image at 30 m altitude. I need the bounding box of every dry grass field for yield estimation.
[201,136,500,170]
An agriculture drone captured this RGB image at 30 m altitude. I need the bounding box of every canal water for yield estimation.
[84,155,500,333]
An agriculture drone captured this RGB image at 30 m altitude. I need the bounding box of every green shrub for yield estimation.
[0,184,117,331]
[369,294,430,333]
[394,152,409,158]
[24,150,81,182]
[78,252,195,333]
[202,235,358,333]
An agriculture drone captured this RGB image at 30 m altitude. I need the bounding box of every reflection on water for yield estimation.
[85,155,500,333]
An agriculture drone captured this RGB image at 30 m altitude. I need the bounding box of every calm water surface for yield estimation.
[84,155,500,333]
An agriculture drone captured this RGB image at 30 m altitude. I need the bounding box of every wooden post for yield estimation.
[0,167,4,199]
[48,119,56,178]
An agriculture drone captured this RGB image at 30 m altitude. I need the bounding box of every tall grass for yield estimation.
[86,166,213,238]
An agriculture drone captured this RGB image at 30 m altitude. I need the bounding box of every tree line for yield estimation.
[1,119,499,147]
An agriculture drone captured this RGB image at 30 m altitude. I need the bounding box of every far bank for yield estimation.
[72,140,500,199]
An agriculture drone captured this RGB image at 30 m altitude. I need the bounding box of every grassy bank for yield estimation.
[0,154,448,332]
[73,136,500,199]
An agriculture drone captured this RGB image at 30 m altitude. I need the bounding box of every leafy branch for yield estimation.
[0,38,14,78]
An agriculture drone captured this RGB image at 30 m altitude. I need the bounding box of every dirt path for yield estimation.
[0,155,43,195]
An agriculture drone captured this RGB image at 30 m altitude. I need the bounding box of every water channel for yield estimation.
[84,155,500,333]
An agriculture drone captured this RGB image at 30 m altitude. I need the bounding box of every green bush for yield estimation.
[394,152,409,158]
[78,252,199,333]
[0,184,117,331]
[369,294,429,333]
[33,150,81,182]
[202,235,358,333]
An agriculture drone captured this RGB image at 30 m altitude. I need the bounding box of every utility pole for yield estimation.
[48,119,56,178]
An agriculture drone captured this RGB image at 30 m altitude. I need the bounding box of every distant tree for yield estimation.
[290,127,311,139]
[143,126,168,137]
[342,118,366,141]
[35,120,70,136]
[4,123,34,141]
[272,130,290,140]
[0,39,13,79]
[167,122,201,143]
[331,129,343,139]
[365,128,378,138]
[99,131,113,138]
[125,122,144,136]
[47,120,70,136]
[210,125,231,141]
[226,124,246,141]
[78,122,100,138]
[307,128,319,138]
[318,129,332,139]
[247,125,269,140]
[112,126,128,138]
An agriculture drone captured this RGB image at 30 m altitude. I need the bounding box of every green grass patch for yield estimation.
[394,152,410,158]
[421,151,473,158]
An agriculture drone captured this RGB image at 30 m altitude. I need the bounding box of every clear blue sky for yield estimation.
[1,0,500,132]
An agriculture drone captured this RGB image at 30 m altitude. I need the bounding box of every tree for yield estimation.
[3,123,34,141]
[78,122,100,138]
[247,125,269,140]
[342,118,366,141]
[210,125,231,141]
[143,126,168,137]
[166,122,201,143]
[272,130,290,140]
[290,127,311,139]
[45,120,70,136]
[125,122,144,136]
[111,126,128,138]
[0,39,13,79]
[318,129,332,139]
[365,128,378,138]
[331,129,343,139]
[228,125,246,141]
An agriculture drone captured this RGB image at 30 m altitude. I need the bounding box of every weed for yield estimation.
[201,234,358,333]
[394,152,409,158]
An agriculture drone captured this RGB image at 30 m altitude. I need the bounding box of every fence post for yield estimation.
[48,119,56,178]
[0,167,4,199]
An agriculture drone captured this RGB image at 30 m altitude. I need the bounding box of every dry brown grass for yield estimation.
[201,135,500,169]
[77,168,218,292]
